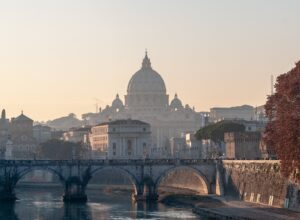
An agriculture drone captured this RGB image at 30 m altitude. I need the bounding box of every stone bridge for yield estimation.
[0,159,221,202]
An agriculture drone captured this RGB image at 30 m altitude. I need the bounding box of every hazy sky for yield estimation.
[1,0,299,121]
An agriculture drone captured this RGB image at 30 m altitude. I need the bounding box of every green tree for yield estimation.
[265,61,300,182]
[37,139,86,160]
[195,120,245,143]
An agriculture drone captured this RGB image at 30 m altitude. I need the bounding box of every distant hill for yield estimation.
[46,113,83,131]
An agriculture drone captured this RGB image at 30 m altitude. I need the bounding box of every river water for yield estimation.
[0,186,202,220]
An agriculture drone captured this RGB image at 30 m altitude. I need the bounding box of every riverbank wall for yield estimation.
[222,160,300,211]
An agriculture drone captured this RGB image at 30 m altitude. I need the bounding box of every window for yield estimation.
[113,143,117,156]
[143,142,147,157]
[127,140,132,156]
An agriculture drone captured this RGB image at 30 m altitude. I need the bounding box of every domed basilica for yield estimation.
[83,52,203,152]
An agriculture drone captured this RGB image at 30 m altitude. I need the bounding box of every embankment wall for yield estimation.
[222,160,300,211]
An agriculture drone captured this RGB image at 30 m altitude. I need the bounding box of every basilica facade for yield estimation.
[83,53,203,155]
[0,110,37,159]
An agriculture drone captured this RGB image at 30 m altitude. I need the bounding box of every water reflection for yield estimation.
[0,186,201,220]
[135,202,159,219]
[63,203,92,220]
[63,202,160,220]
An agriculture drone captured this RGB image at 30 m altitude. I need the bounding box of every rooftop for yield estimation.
[13,112,33,122]
[96,119,149,127]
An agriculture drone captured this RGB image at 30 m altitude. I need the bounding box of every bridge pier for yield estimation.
[0,190,17,202]
[62,177,87,203]
[0,174,18,202]
[132,184,159,202]
[133,192,159,202]
[63,187,87,203]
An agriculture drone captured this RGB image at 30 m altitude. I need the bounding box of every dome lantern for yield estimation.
[142,51,151,69]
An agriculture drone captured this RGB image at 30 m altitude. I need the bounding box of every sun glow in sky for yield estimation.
[0,0,300,121]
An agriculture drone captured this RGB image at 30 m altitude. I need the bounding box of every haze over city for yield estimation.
[1,1,300,219]
[1,0,300,121]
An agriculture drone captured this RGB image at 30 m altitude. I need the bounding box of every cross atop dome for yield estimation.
[142,50,151,69]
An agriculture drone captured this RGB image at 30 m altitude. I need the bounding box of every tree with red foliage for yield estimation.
[265,61,300,182]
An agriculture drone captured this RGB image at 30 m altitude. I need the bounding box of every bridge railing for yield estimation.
[0,159,216,166]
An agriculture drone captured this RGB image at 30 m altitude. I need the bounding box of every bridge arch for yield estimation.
[155,166,210,194]
[16,167,65,186]
[89,166,139,194]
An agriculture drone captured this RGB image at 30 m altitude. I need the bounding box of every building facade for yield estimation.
[62,126,91,143]
[89,119,151,159]
[10,112,37,159]
[33,124,52,144]
[224,131,261,159]
[210,105,255,122]
[0,110,37,159]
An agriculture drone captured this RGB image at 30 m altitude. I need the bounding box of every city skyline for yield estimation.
[1,0,300,121]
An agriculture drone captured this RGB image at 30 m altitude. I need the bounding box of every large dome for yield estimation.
[127,53,166,94]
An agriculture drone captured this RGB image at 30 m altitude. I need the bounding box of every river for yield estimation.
[0,186,202,220]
